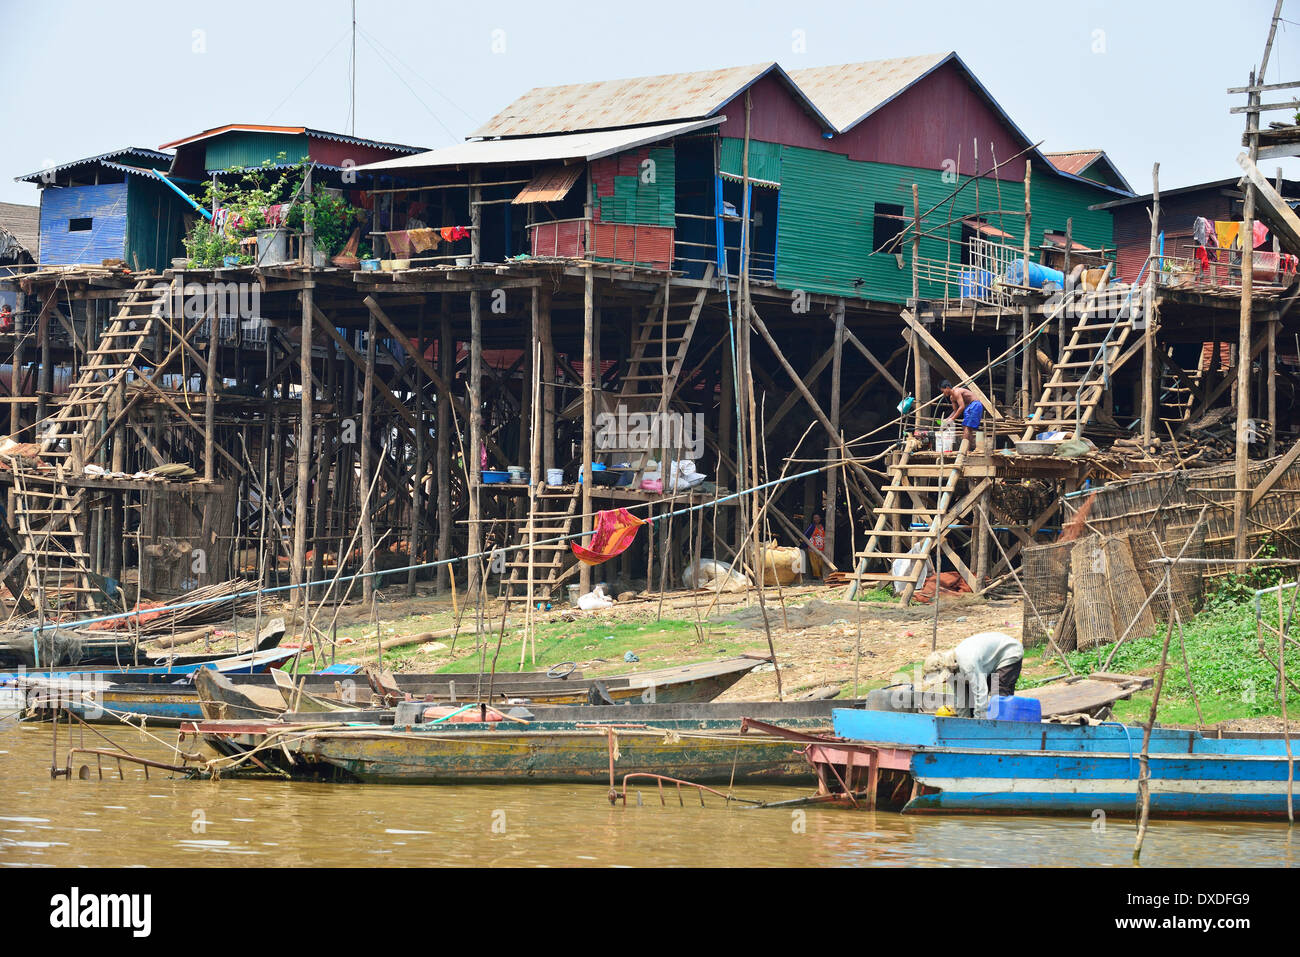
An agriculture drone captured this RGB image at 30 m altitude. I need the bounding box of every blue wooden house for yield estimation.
[16,148,196,272]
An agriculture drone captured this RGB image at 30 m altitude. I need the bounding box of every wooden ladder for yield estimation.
[10,461,98,612]
[1022,287,1135,440]
[603,266,712,484]
[38,276,167,469]
[499,488,582,603]
[849,436,970,605]
[1158,352,1201,429]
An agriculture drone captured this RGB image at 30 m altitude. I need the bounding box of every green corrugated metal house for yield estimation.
[456,52,1131,298]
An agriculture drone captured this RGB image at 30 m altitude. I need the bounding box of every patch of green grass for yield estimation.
[434,617,740,674]
[854,586,896,603]
[1055,583,1300,725]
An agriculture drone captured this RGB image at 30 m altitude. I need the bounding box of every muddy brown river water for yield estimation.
[0,722,1295,867]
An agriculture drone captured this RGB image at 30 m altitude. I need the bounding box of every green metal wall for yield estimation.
[719,137,783,184]
[773,143,1115,302]
[598,147,675,227]
[1029,173,1115,253]
[204,132,309,172]
[125,177,189,272]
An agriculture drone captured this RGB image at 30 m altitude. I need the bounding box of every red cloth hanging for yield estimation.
[571,508,647,565]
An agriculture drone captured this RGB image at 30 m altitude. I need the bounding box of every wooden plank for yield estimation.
[1022,674,1153,717]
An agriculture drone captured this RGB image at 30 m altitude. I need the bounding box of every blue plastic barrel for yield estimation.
[1005,259,1064,290]
[986,695,1043,722]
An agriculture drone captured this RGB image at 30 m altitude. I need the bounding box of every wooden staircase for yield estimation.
[602,266,712,484]
[10,462,98,612]
[499,488,582,603]
[1022,287,1135,440]
[37,277,165,469]
[849,436,971,605]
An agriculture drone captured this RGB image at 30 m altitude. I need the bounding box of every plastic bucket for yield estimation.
[546,468,564,486]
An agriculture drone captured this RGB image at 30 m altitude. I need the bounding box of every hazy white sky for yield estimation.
[0,0,1295,205]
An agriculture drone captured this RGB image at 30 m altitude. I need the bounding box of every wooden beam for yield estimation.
[1237,151,1300,254]
[843,327,907,397]
[1251,441,1300,508]
[362,295,508,465]
[900,310,1002,419]
[763,348,834,438]
[312,306,419,431]
[748,305,880,496]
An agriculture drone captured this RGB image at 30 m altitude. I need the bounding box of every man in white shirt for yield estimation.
[924,631,1023,717]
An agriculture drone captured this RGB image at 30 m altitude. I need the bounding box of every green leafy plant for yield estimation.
[183,155,311,266]
[286,189,360,257]
[182,220,239,268]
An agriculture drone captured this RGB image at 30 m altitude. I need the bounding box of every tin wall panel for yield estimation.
[39,183,128,266]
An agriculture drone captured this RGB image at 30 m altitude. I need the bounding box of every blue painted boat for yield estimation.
[5,648,316,725]
[818,709,1300,819]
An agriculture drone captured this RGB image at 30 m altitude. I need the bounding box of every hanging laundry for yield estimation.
[264,204,289,227]
[1214,220,1240,250]
[440,226,455,243]
[384,231,414,257]
[571,509,647,566]
[408,228,439,253]
[1193,216,1217,248]
[1253,220,1269,249]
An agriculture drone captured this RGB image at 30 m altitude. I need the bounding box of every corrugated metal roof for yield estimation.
[355,119,724,173]
[512,164,585,204]
[158,124,423,154]
[789,53,952,132]
[15,147,174,184]
[1043,150,1105,176]
[472,63,833,137]
[0,202,40,255]
[1044,149,1134,194]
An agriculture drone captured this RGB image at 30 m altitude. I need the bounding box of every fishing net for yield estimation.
[1104,531,1157,642]
[1071,534,1114,651]
[1021,538,1071,648]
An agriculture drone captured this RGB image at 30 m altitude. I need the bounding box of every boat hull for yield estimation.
[821,708,1300,819]
[908,748,1300,818]
[294,725,812,785]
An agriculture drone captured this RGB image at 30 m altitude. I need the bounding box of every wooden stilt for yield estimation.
[361,309,376,602]
[437,309,452,593]
[580,267,595,596]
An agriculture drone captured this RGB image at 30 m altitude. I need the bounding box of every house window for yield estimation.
[872,203,906,254]
[69,218,92,232]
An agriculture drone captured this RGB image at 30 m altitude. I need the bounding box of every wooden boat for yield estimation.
[757,708,1300,819]
[180,698,863,785]
[198,656,769,721]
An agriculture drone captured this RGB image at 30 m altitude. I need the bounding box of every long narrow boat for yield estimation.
[198,656,769,721]
[762,708,1300,819]
[179,699,862,785]
[12,647,311,724]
